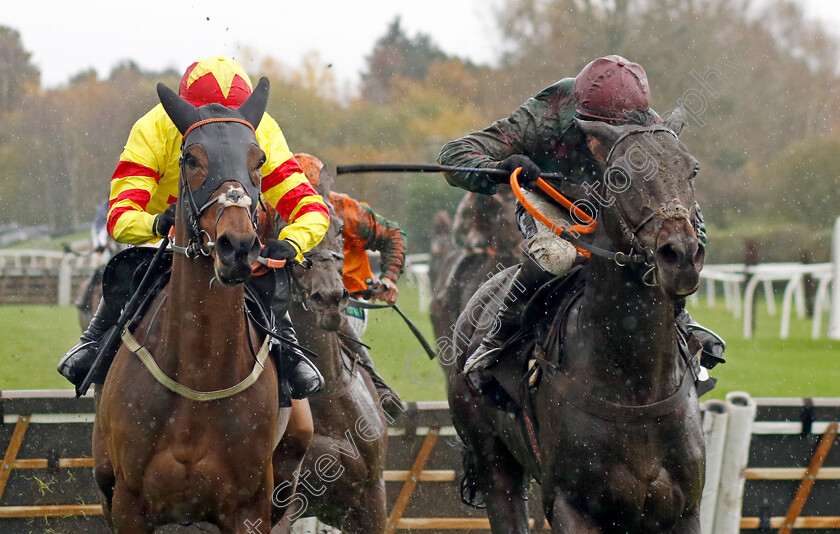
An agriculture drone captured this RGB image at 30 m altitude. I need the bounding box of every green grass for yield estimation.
[2,230,90,251]
[2,282,838,401]
[686,294,840,399]
[0,304,83,390]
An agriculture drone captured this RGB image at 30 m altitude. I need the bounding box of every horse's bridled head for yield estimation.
[576,116,704,298]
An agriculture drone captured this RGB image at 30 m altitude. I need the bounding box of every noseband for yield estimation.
[172,118,262,259]
[601,127,694,285]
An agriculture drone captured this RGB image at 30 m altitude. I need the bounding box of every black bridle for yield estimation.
[580,126,693,285]
[171,117,263,259]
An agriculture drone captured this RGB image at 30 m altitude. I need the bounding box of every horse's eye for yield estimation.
[184,154,198,169]
[691,162,700,179]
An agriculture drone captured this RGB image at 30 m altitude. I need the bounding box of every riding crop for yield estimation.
[349,282,437,360]
[336,162,566,181]
[76,236,170,397]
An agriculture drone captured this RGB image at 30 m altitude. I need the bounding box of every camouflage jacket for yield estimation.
[437,77,706,242]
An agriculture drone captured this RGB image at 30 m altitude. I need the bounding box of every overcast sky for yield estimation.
[1,0,501,90]
[1,0,836,91]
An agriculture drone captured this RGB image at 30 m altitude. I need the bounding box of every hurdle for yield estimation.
[3,391,839,533]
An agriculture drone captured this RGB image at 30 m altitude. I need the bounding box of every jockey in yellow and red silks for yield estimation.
[107,56,329,261]
[59,57,329,400]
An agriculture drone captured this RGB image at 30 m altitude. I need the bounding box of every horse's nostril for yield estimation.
[694,243,706,265]
[216,235,233,256]
[657,243,682,266]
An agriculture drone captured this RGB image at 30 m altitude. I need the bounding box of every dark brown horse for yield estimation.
[430,189,523,344]
[444,114,706,533]
[93,79,299,533]
[273,165,390,533]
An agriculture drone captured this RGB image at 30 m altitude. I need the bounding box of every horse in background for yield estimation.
[430,188,524,344]
[271,163,391,533]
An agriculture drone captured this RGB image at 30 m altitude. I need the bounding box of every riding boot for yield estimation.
[274,311,324,400]
[462,258,553,391]
[57,297,122,386]
[675,302,726,369]
[675,301,725,397]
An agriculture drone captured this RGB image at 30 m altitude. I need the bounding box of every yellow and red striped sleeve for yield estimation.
[107,105,177,244]
[257,114,329,261]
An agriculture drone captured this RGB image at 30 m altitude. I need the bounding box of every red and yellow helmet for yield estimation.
[573,55,650,121]
[178,56,253,108]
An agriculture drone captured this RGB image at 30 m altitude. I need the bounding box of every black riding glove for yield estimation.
[497,155,541,186]
[152,204,176,238]
[261,238,299,262]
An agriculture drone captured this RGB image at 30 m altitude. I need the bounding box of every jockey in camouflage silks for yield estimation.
[438,55,724,393]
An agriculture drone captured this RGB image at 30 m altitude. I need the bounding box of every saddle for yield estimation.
[481,265,587,412]
[88,247,173,385]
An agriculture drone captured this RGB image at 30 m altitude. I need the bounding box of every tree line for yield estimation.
[0,0,837,262]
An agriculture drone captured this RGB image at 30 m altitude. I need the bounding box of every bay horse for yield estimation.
[444,113,706,533]
[430,189,523,344]
[93,78,298,533]
[272,163,390,533]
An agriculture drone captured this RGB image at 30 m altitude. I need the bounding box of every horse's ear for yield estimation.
[574,118,624,166]
[157,82,199,136]
[316,164,335,197]
[238,77,270,130]
[662,107,688,137]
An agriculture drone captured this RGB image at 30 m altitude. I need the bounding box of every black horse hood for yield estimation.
[156,77,271,215]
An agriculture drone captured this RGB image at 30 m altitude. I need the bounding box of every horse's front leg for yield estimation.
[477,438,530,534]
[110,479,154,534]
[221,474,274,534]
[342,476,388,534]
[669,509,701,534]
[272,399,313,524]
[546,490,600,534]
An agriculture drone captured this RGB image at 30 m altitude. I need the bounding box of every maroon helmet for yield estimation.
[573,55,650,121]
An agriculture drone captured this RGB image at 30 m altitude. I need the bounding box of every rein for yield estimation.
[510,170,649,265]
[511,126,686,280]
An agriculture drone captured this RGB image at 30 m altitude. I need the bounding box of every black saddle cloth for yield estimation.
[482,265,587,411]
